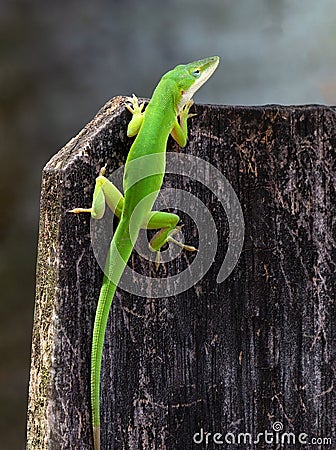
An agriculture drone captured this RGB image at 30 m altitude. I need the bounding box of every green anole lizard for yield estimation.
[70,56,219,450]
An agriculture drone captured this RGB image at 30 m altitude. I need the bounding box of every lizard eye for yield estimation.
[192,69,201,78]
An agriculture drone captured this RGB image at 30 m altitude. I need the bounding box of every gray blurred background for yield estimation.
[0,1,335,448]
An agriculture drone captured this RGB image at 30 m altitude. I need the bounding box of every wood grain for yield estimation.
[27,99,336,449]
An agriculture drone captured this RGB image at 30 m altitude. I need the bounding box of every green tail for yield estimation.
[91,217,136,450]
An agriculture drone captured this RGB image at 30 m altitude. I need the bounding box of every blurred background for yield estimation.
[0,0,335,448]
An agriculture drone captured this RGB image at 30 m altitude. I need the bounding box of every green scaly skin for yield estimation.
[70,56,219,450]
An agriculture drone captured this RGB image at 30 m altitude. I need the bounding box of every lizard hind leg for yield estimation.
[145,211,197,269]
[68,166,124,221]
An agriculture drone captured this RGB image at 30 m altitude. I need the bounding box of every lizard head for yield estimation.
[167,56,220,113]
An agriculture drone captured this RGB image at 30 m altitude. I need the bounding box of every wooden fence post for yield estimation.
[27,98,336,449]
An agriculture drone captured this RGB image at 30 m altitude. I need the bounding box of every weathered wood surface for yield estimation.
[27,98,336,449]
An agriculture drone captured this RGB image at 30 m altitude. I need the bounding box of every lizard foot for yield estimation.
[125,94,145,116]
[167,236,198,252]
[167,226,198,252]
[68,207,92,214]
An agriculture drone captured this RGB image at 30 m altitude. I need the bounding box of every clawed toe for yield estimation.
[167,236,198,252]
[155,251,161,271]
[126,94,144,115]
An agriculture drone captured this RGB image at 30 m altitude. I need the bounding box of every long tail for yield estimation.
[91,217,136,450]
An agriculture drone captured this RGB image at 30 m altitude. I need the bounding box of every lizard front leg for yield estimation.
[126,94,145,137]
[170,99,196,147]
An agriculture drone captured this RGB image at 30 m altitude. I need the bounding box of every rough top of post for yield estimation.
[45,96,127,172]
[45,97,336,174]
